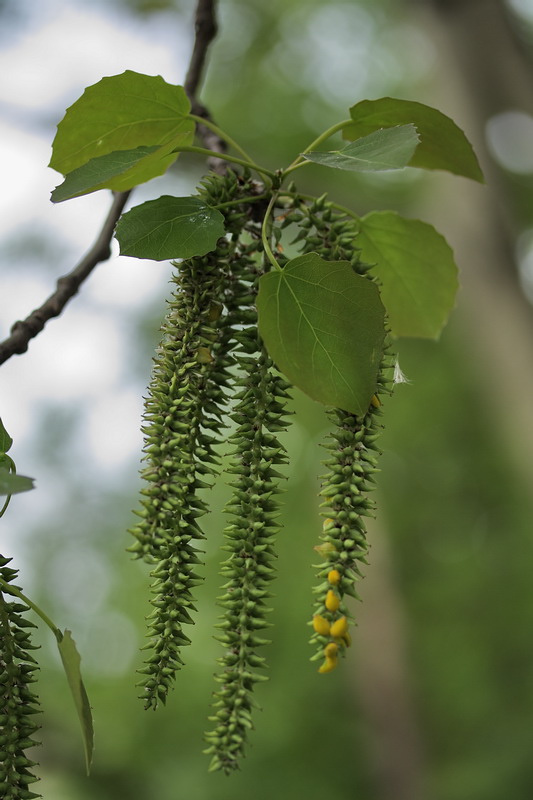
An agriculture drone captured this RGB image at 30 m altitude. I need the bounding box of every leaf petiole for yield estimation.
[0,576,60,636]
[261,194,283,272]
[0,496,10,518]
[188,114,255,163]
[283,119,353,176]
[171,145,276,180]
[211,193,270,211]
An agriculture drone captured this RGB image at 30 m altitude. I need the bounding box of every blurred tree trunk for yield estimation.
[355,515,426,800]
[352,3,533,799]
[418,0,533,478]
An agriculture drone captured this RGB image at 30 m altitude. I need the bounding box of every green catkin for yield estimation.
[204,237,291,774]
[130,176,391,757]
[0,556,41,799]
[130,172,259,709]
[310,394,387,669]
[291,196,395,670]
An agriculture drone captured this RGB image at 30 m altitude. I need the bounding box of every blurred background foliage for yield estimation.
[2,0,533,799]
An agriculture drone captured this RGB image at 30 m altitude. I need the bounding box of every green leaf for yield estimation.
[51,146,161,201]
[257,253,386,414]
[0,468,34,496]
[0,419,13,454]
[49,71,194,188]
[357,211,458,339]
[344,97,484,182]
[56,629,94,775]
[115,196,226,261]
[303,124,420,172]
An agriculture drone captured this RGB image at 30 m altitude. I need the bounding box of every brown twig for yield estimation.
[0,191,130,364]
[184,0,218,99]
[185,0,227,173]
[0,0,222,366]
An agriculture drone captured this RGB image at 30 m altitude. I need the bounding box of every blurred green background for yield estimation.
[3,1,533,799]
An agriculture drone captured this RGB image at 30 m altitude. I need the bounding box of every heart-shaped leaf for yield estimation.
[115,196,226,261]
[49,71,194,185]
[257,253,386,414]
[357,211,458,339]
[303,124,419,172]
[343,97,483,182]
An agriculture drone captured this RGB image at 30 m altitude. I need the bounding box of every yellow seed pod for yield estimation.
[197,346,213,364]
[371,394,381,408]
[324,642,338,659]
[342,631,352,648]
[318,656,337,674]
[314,541,336,559]
[312,615,331,636]
[330,616,349,639]
[325,589,340,612]
[327,569,341,586]
[322,517,335,531]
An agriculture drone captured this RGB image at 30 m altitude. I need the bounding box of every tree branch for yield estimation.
[185,0,227,173]
[0,191,130,364]
[0,0,223,366]
[184,0,218,99]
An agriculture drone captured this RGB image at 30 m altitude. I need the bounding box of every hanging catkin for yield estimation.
[205,238,291,771]
[129,175,393,766]
[0,556,41,799]
[129,172,260,708]
[287,195,395,670]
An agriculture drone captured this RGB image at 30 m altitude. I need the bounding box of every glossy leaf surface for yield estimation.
[115,196,226,261]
